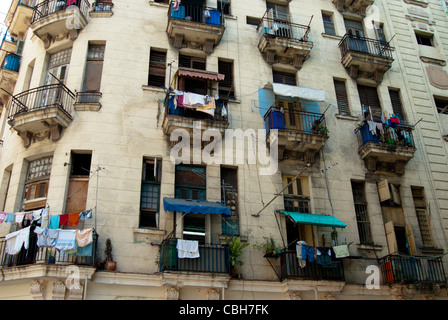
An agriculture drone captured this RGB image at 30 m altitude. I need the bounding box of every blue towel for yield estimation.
[49,215,60,229]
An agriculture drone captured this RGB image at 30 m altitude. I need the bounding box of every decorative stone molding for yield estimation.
[390,284,404,300]
[68,285,84,300]
[319,292,336,300]
[286,291,301,300]
[426,65,448,89]
[206,289,220,300]
[30,280,46,300]
[403,0,428,8]
[52,281,67,300]
[166,286,180,300]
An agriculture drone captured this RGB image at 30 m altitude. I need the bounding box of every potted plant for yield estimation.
[253,236,282,258]
[318,125,329,136]
[104,238,117,271]
[226,236,249,277]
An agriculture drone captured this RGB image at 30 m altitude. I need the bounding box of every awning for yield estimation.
[272,83,326,102]
[163,198,231,216]
[178,68,225,81]
[280,210,347,228]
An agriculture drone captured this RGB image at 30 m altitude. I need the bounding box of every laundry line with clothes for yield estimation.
[295,241,350,269]
[167,89,228,119]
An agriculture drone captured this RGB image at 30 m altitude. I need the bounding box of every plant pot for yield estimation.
[230,267,237,278]
[48,257,55,264]
[105,261,117,271]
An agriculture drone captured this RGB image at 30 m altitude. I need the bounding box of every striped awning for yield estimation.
[178,68,225,81]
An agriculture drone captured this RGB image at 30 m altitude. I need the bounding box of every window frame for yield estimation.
[139,158,162,229]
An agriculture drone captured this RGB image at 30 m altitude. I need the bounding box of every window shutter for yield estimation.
[377,180,390,202]
[358,84,382,121]
[273,70,296,85]
[84,61,103,92]
[389,89,405,120]
[405,222,417,256]
[218,60,234,98]
[334,80,350,115]
[385,221,398,254]
[148,50,166,87]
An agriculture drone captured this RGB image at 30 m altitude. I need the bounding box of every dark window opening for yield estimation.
[389,89,405,121]
[415,33,433,46]
[217,0,230,15]
[148,49,167,87]
[334,79,350,115]
[434,97,448,114]
[273,69,296,86]
[246,16,260,26]
[179,54,206,70]
[70,153,92,176]
[139,158,162,228]
[218,60,234,98]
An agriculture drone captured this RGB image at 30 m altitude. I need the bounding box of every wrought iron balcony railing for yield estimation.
[378,254,446,285]
[8,83,75,121]
[257,16,312,44]
[264,106,327,137]
[0,231,97,268]
[279,249,345,281]
[339,33,393,60]
[355,122,415,149]
[168,0,224,27]
[159,238,230,274]
[31,0,90,25]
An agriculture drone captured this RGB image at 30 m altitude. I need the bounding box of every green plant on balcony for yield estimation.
[253,236,282,258]
[312,120,329,136]
[226,236,249,269]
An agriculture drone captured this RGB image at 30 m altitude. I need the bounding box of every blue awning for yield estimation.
[280,210,347,228]
[163,198,231,216]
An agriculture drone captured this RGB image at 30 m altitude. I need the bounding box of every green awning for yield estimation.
[280,210,347,229]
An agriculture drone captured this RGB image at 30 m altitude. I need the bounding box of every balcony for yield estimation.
[0,53,21,97]
[0,231,97,282]
[332,0,374,16]
[264,106,329,162]
[378,254,446,285]
[7,83,75,148]
[279,250,345,281]
[5,0,35,38]
[159,238,230,275]
[355,122,416,175]
[162,91,229,140]
[30,0,90,49]
[257,12,313,69]
[167,1,225,54]
[339,33,394,83]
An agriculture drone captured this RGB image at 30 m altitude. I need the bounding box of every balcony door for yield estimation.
[344,19,368,53]
[277,99,303,132]
[266,2,291,38]
[40,48,72,108]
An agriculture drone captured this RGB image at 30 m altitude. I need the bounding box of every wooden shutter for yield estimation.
[84,61,103,92]
[148,50,167,87]
[358,84,382,121]
[334,80,350,115]
[218,60,234,98]
[389,89,405,120]
[273,70,296,85]
[405,221,417,256]
[377,180,390,202]
[385,221,398,254]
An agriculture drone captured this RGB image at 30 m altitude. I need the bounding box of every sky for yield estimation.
[0,0,12,40]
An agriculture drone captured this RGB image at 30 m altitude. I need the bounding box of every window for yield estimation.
[81,44,105,102]
[411,187,433,247]
[434,96,448,114]
[217,0,230,15]
[388,89,405,121]
[344,18,364,37]
[221,167,239,235]
[334,79,350,115]
[273,69,296,86]
[65,152,92,214]
[266,2,289,20]
[148,49,167,87]
[218,59,234,99]
[23,156,53,211]
[357,84,382,122]
[322,13,336,36]
[179,54,206,70]
[140,158,162,228]
[351,181,373,245]
[175,165,206,200]
[415,32,433,46]
[246,16,260,26]
[375,24,387,43]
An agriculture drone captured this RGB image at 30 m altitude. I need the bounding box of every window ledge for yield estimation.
[74,102,102,112]
[336,113,359,121]
[133,227,166,236]
[142,85,166,93]
[149,1,169,8]
[321,33,342,40]
[89,11,113,18]
[356,243,383,251]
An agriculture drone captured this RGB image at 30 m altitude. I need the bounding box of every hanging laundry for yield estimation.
[333,244,350,258]
[367,120,377,136]
[5,227,30,255]
[34,227,59,247]
[221,105,228,117]
[79,209,93,221]
[5,213,15,223]
[301,244,315,263]
[187,93,206,108]
[55,229,77,251]
[24,212,33,222]
[76,229,93,247]
[296,241,307,268]
[173,0,181,11]
[176,239,200,258]
[49,215,60,229]
[59,214,68,227]
[196,96,216,117]
[376,122,384,135]
[68,212,80,227]
[32,209,43,223]
[0,212,6,224]
[15,212,25,224]
[76,241,93,257]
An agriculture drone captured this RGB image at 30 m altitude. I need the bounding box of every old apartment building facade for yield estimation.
[0,0,447,300]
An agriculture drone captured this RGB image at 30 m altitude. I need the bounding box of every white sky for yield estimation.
[0,0,13,39]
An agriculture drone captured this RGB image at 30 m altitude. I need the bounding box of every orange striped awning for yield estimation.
[178,68,225,81]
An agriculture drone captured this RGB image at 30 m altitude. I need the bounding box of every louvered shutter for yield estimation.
[358,84,382,121]
[148,50,167,87]
[218,60,234,98]
[389,89,405,121]
[273,70,296,85]
[334,80,350,115]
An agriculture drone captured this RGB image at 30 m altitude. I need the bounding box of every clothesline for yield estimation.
[0,208,93,228]
[169,90,228,118]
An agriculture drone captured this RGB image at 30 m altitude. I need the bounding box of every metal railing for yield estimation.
[0,231,97,268]
[168,0,224,27]
[264,106,327,136]
[339,33,393,60]
[257,16,312,44]
[279,250,345,281]
[91,0,113,12]
[75,91,102,104]
[31,0,90,25]
[1,53,21,72]
[378,254,446,285]
[8,83,75,120]
[159,238,230,274]
[355,122,415,149]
